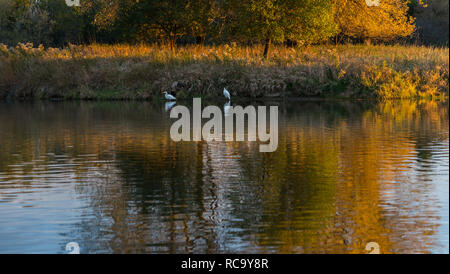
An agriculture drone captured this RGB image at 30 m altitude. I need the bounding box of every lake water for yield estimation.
[0,100,448,254]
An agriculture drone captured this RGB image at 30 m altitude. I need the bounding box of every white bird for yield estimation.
[163,91,176,100]
[223,88,231,101]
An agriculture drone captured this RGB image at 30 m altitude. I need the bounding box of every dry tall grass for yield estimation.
[0,43,448,100]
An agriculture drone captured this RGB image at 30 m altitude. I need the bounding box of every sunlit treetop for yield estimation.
[334,0,417,41]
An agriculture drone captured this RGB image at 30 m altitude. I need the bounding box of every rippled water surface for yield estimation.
[0,100,448,254]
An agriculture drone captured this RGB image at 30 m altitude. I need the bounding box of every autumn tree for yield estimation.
[186,0,215,44]
[334,0,415,42]
[0,0,69,46]
[125,0,214,49]
[76,0,137,43]
[227,0,336,58]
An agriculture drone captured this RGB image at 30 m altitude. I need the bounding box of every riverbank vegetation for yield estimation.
[0,43,447,100]
[0,0,448,100]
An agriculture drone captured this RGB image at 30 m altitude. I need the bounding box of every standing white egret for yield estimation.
[223,88,231,101]
[163,91,176,100]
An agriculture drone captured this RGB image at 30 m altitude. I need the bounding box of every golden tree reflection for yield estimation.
[0,100,447,253]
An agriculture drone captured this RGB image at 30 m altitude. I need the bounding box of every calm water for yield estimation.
[0,100,448,254]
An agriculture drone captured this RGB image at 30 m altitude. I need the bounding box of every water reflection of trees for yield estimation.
[0,100,447,253]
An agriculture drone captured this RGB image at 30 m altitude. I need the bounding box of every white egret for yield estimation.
[223,88,231,101]
[163,91,176,100]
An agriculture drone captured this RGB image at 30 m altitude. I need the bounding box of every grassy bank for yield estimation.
[0,43,448,100]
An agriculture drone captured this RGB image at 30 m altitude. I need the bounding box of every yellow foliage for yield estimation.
[334,0,415,40]
[361,61,446,98]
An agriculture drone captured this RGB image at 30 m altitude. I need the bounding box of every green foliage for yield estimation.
[0,0,53,45]
[130,0,202,46]
[0,0,95,46]
[226,0,336,57]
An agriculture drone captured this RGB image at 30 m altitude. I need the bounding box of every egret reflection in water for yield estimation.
[0,100,448,254]
[224,101,232,117]
[165,101,176,112]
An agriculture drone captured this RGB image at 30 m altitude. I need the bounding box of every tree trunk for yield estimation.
[195,36,205,45]
[286,39,297,47]
[263,39,271,59]
[169,35,176,52]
